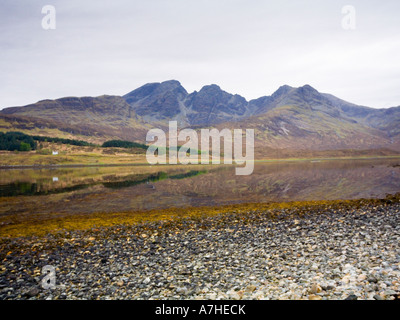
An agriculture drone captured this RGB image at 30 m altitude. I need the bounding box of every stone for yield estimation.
[322,285,335,291]
[310,283,322,294]
[308,294,322,300]
[357,274,367,281]
[245,285,257,293]
[116,281,124,287]
[25,287,40,297]
[227,291,241,300]
[206,293,217,300]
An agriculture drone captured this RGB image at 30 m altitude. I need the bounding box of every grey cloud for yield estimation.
[0,0,399,109]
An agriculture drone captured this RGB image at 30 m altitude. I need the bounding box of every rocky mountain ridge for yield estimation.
[1,80,399,154]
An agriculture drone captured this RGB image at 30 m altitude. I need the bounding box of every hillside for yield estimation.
[0,95,152,144]
[213,85,400,155]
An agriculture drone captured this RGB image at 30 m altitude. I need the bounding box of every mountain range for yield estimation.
[1,80,400,157]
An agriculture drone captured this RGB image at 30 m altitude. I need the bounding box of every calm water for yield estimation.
[0,158,400,214]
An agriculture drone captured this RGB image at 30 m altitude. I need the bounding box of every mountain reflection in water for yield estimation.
[0,158,399,214]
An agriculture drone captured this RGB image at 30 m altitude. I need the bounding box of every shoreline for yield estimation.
[0,194,399,300]
[1,154,400,170]
[1,194,399,240]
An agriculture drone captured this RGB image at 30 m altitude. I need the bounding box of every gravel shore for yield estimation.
[1,198,400,300]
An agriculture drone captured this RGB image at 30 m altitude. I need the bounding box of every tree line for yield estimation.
[0,131,148,152]
[0,132,37,151]
[31,135,95,147]
[101,140,147,150]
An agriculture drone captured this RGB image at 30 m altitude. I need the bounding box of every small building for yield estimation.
[52,151,58,155]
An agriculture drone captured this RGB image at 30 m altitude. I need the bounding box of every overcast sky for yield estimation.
[1,0,399,109]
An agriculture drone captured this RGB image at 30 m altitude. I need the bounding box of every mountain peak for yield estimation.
[279,84,294,90]
[271,85,294,99]
[297,84,319,94]
[160,79,182,87]
[199,84,222,92]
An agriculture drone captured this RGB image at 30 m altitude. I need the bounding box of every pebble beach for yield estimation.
[1,196,400,300]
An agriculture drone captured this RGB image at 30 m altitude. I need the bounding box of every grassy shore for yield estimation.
[1,140,400,167]
[0,148,147,167]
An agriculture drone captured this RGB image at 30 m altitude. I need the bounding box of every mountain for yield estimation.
[215,91,393,155]
[123,80,252,127]
[123,81,400,152]
[184,84,250,126]
[124,80,188,125]
[1,80,400,155]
